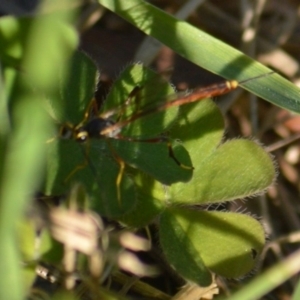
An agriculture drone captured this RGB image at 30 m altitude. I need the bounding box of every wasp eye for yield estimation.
[60,125,73,139]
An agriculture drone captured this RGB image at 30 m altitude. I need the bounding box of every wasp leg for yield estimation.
[100,85,143,120]
[106,140,126,206]
[64,160,88,184]
[83,98,99,121]
[115,155,125,206]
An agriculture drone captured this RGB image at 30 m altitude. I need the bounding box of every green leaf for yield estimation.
[18,218,54,291]
[170,99,225,167]
[45,139,137,218]
[292,279,300,300]
[119,172,166,227]
[53,50,98,124]
[18,218,52,262]
[160,207,265,279]
[168,101,275,204]
[104,63,193,184]
[103,63,179,137]
[110,139,193,185]
[17,219,40,291]
[170,139,275,204]
[160,209,212,286]
[98,0,300,113]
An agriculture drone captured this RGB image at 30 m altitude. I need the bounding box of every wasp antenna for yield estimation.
[238,71,275,85]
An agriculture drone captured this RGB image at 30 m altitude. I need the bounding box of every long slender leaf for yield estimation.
[98,0,300,113]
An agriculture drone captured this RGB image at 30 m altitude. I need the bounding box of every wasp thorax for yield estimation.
[83,118,121,138]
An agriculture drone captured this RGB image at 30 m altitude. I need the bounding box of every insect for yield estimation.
[64,67,273,145]
[59,64,193,191]
[48,57,273,217]
[94,73,273,139]
[61,64,273,187]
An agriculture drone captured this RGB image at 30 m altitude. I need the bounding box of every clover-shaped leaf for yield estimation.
[159,207,265,282]
[167,100,275,204]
